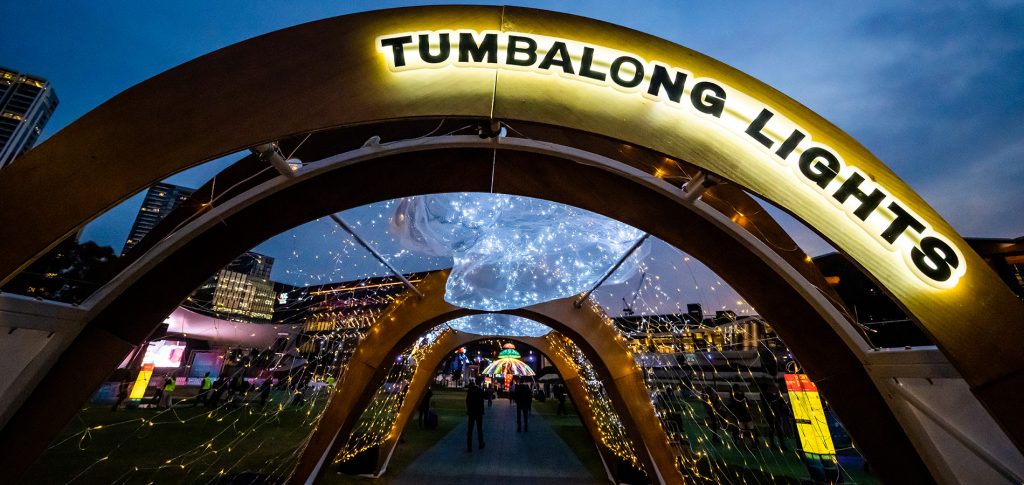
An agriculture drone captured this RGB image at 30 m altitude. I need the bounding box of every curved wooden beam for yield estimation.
[1,9,1020,422]
[373,331,625,482]
[0,148,929,483]
[288,270,683,484]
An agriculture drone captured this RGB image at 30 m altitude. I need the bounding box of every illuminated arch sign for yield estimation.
[377,31,964,287]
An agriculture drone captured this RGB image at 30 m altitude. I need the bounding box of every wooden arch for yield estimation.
[1,145,928,483]
[288,271,681,483]
[2,5,1019,483]
[375,330,638,482]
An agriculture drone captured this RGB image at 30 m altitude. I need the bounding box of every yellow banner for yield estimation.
[129,363,154,400]
[785,373,836,455]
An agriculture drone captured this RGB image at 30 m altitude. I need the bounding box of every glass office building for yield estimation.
[0,66,58,169]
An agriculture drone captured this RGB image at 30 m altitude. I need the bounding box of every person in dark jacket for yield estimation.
[554,384,567,416]
[513,379,533,432]
[112,378,131,412]
[419,388,434,428]
[259,378,273,407]
[466,381,486,451]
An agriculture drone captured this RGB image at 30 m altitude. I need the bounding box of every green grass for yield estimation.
[25,390,327,484]
[322,389,464,484]
[23,388,880,485]
[532,396,609,482]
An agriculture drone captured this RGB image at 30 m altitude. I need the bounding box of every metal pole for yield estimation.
[252,143,422,298]
[328,214,423,298]
[575,233,651,308]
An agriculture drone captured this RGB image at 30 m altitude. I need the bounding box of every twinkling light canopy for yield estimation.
[391,193,648,310]
[446,314,551,337]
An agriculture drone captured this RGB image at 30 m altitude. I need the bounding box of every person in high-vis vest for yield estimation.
[159,377,176,408]
[194,372,213,407]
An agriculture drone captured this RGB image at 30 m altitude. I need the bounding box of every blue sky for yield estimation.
[3,1,1022,312]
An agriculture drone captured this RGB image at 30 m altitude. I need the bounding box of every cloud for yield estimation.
[846,2,1024,236]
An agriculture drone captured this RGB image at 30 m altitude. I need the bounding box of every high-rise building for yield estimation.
[0,67,58,170]
[187,252,278,323]
[122,183,195,255]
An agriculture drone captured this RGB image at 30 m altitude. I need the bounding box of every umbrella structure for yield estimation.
[482,343,536,376]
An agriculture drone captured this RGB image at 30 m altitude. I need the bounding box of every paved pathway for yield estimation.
[390,398,603,485]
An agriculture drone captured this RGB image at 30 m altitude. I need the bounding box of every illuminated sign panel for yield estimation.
[129,363,155,400]
[377,31,965,288]
[784,373,836,456]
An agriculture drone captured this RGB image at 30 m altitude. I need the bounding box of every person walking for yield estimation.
[485,384,494,408]
[112,378,131,412]
[194,372,213,407]
[207,377,226,409]
[514,379,533,432]
[466,381,486,452]
[159,376,176,408]
[419,387,434,428]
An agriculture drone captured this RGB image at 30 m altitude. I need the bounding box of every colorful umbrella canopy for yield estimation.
[482,357,535,376]
[482,343,535,376]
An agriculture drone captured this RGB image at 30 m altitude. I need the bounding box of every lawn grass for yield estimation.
[24,390,327,484]
[532,395,610,482]
[321,389,464,484]
[22,387,879,484]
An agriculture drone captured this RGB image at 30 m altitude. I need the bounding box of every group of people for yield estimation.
[111,372,282,411]
[463,377,538,452]
[700,383,790,449]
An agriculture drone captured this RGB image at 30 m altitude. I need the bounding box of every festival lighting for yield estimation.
[391,193,649,310]
[545,332,640,467]
[482,343,535,376]
[41,193,862,483]
[446,314,550,337]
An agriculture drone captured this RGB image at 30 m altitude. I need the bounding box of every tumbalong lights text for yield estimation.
[377,30,964,287]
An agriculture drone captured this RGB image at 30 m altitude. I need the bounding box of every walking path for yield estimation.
[390,398,603,485]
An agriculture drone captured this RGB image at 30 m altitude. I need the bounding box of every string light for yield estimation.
[391,193,649,310]
[35,191,871,483]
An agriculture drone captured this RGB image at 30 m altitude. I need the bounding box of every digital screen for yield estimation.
[142,340,186,368]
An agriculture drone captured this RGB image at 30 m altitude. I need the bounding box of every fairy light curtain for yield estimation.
[28,274,405,481]
[31,190,878,484]
[544,331,640,468]
[334,326,448,464]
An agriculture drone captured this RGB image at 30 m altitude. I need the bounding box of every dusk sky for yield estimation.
[3,1,1022,314]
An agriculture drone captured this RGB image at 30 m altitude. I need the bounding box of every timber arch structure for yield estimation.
[375,330,645,482]
[290,271,678,483]
[0,5,1022,484]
